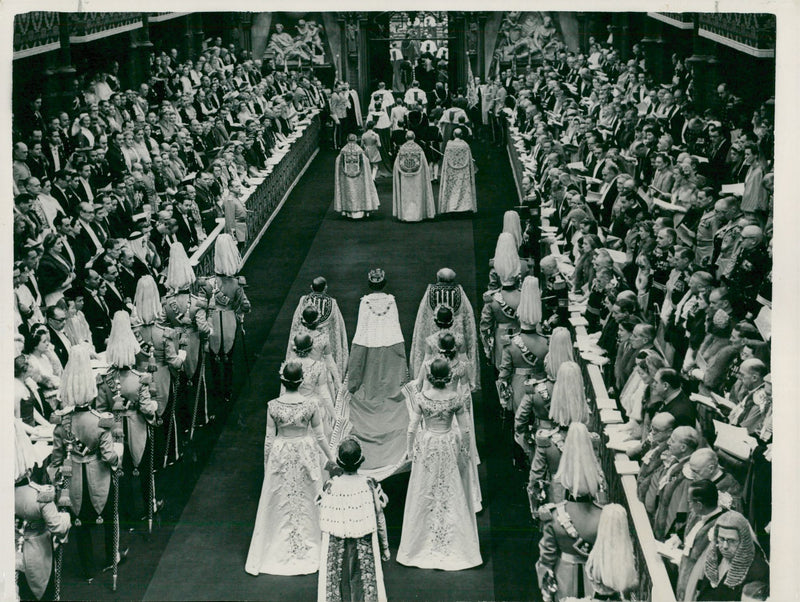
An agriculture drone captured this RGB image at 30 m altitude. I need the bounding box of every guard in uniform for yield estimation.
[535,423,606,602]
[721,225,770,316]
[97,311,159,530]
[289,276,349,378]
[539,255,569,331]
[692,205,718,268]
[49,345,123,580]
[162,242,212,448]
[133,275,187,468]
[497,276,548,413]
[208,234,252,404]
[481,232,523,371]
[15,422,71,601]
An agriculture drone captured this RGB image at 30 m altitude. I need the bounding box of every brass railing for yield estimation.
[190,115,321,276]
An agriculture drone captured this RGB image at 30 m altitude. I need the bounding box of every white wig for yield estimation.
[586,504,639,594]
[517,276,542,327]
[59,343,98,407]
[106,311,141,368]
[493,232,521,286]
[502,210,523,249]
[134,275,162,325]
[14,419,38,482]
[545,327,575,379]
[549,361,588,426]
[554,422,606,498]
[165,242,196,290]
[214,233,242,277]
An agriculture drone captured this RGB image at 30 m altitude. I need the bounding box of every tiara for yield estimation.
[278,361,303,385]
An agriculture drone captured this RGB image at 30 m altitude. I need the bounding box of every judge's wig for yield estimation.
[165,242,196,291]
[586,504,639,594]
[214,233,242,277]
[705,511,758,590]
[545,327,575,379]
[502,210,523,249]
[59,343,98,407]
[492,232,521,286]
[549,361,589,427]
[106,311,141,368]
[517,276,542,328]
[554,422,605,498]
[134,275,162,325]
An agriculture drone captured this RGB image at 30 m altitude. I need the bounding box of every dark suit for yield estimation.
[174,210,199,250]
[47,325,72,368]
[36,253,73,299]
[103,281,128,315]
[82,289,112,350]
[662,389,697,428]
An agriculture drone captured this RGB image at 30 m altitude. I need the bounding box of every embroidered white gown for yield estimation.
[245,393,327,576]
[396,383,482,570]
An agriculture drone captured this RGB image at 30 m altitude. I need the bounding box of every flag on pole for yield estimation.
[466,55,478,109]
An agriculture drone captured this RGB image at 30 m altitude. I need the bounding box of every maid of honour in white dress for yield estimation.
[397,359,482,571]
[245,362,337,576]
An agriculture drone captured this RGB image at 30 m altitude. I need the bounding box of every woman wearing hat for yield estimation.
[246,362,337,576]
[397,359,482,570]
[317,439,390,602]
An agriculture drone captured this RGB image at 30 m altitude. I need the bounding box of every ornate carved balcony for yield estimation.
[698,13,775,56]
[14,12,187,58]
[13,12,60,57]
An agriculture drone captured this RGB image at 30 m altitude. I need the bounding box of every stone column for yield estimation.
[193,13,206,57]
[685,17,718,114]
[44,13,77,114]
[618,13,632,61]
[239,13,253,56]
[357,17,370,103]
[183,14,195,61]
[477,14,487,80]
[451,13,467,93]
[575,13,589,55]
[641,17,668,83]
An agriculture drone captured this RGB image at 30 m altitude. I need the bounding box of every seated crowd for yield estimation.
[12,38,331,596]
[481,34,772,601]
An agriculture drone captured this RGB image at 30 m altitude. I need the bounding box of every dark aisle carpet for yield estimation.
[61,135,540,601]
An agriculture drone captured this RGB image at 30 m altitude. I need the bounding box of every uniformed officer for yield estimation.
[132,275,186,468]
[97,311,159,529]
[162,242,212,444]
[528,361,596,511]
[539,255,569,331]
[49,344,124,581]
[15,421,71,601]
[710,198,744,278]
[208,234,251,403]
[535,423,606,601]
[497,276,548,413]
[514,327,574,462]
[481,233,522,370]
[722,225,770,315]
